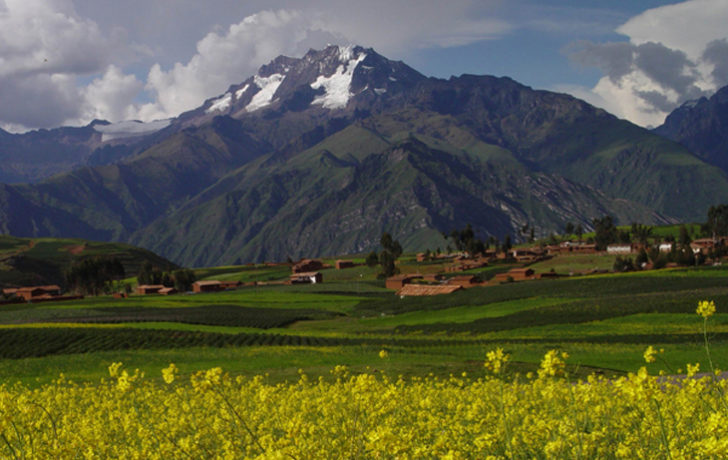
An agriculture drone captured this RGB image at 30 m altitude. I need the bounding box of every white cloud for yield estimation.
[139,9,335,119]
[0,0,132,130]
[82,65,144,122]
[0,1,513,129]
[566,0,728,127]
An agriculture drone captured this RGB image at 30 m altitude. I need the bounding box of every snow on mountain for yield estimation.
[206,92,233,114]
[246,73,285,112]
[310,51,367,109]
[94,119,171,141]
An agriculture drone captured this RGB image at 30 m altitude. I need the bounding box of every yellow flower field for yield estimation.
[0,301,724,459]
[0,360,724,459]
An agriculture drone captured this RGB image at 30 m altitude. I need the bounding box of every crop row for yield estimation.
[0,327,485,359]
[395,289,728,334]
[0,304,337,329]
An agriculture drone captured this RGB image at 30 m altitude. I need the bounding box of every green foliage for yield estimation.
[445,224,487,255]
[65,257,125,296]
[612,256,634,272]
[172,269,196,292]
[592,216,617,250]
[706,204,728,237]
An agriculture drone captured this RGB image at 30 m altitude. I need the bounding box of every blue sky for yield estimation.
[1,0,726,131]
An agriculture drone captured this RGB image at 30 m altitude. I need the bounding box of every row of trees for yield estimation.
[137,261,197,292]
[65,257,126,296]
[366,233,403,278]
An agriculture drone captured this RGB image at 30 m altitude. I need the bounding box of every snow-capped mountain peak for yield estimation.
[193,45,425,122]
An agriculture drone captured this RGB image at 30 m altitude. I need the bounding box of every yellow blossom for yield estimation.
[697,300,716,318]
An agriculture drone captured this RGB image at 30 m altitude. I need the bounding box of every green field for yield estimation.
[0,258,727,386]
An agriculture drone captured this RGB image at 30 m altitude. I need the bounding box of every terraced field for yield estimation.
[0,262,726,385]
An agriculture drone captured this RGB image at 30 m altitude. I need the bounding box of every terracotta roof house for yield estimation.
[493,268,536,283]
[137,284,165,295]
[219,281,242,290]
[447,275,479,288]
[335,260,355,269]
[607,244,635,254]
[385,274,423,290]
[192,280,224,293]
[292,259,324,273]
[16,285,62,301]
[690,237,726,254]
[396,284,463,297]
[290,272,323,284]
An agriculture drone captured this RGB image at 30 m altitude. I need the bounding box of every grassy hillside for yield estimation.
[0,235,176,288]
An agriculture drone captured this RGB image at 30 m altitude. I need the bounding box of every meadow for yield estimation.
[0,260,727,385]
[0,255,727,458]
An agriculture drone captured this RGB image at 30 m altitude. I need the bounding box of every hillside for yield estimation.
[1,45,727,265]
[0,235,176,288]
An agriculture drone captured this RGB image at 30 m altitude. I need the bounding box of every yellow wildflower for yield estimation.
[697,300,716,318]
[643,346,657,363]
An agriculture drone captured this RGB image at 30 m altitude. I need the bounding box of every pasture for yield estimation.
[0,261,726,385]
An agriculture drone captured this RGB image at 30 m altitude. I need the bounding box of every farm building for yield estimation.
[493,268,536,283]
[192,280,223,293]
[446,257,489,272]
[290,272,323,284]
[292,259,324,273]
[385,274,423,290]
[690,237,726,254]
[396,284,463,297]
[422,273,444,282]
[607,244,634,254]
[511,248,546,262]
[219,281,242,290]
[447,275,479,288]
[335,260,355,269]
[659,242,674,253]
[158,287,178,296]
[137,284,165,295]
[15,285,62,301]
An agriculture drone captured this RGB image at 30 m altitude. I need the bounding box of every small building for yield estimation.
[290,272,323,284]
[292,259,324,273]
[422,273,444,282]
[493,268,536,283]
[690,237,726,254]
[16,285,62,301]
[2,288,18,297]
[219,280,242,290]
[192,280,223,293]
[396,284,463,297]
[447,275,479,288]
[416,253,426,262]
[335,260,355,269]
[385,274,423,290]
[607,244,634,254]
[158,287,178,296]
[659,242,674,253]
[137,284,165,295]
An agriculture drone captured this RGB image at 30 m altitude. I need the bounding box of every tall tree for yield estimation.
[706,204,728,239]
[592,216,617,250]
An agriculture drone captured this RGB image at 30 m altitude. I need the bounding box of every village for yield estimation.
[2,233,724,304]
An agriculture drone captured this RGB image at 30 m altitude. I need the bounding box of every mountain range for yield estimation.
[1,45,727,266]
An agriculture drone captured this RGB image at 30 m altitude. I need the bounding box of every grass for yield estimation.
[2,257,728,385]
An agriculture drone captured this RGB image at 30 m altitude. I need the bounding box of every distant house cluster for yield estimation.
[135,280,243,296]
[1,285,83,304]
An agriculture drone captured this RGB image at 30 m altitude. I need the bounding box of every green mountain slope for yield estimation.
[132,135,664,266]
[0,235,175,288]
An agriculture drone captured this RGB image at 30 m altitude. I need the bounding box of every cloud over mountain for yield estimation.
[567,0,728,127]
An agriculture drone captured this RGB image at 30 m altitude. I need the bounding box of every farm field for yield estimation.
[0,261,727,386]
